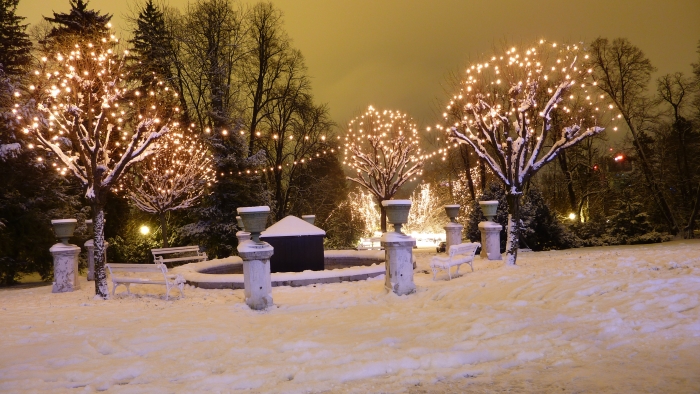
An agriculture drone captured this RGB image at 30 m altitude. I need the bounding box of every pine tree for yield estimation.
[0,0,31,77]
[127,0,173,89]
[41,0,112,50]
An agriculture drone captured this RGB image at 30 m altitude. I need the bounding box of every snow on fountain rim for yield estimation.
[381,199,411,206]
[445,204,460,208]
[172,250,385,285]
[237,206,270,213]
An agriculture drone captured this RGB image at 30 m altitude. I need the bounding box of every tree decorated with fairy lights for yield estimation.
[343,106,424,232]
[439,41,607,265]
[14,31,179,299]
[122,129,214,248]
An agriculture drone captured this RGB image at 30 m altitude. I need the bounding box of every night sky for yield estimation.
[18,0,700,129]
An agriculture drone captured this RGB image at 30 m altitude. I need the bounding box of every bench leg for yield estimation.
[125,284,131,295]
[165,284,170,301]
[111,281,117,297]
[470,261,474,272]
[447,267,452,280]
[178,283,185,299]
[455,264,461,277]
[430,266,438,281]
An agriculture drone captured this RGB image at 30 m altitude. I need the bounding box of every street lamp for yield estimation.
[140,225,150,235]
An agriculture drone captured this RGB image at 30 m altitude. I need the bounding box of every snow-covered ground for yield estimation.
[1,240,699,393]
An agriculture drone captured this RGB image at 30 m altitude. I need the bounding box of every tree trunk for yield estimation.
[379,199,387,233]
[479,157,487,191]
[505,191,522,266]
[160,212,169,248]
[460,145,476,200]
[684,183,700,239]
[92,205,110,299]
[557,151,577,213]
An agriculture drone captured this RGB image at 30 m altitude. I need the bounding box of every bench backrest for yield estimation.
[106,263,168,279]
[151,246,201,257]
[448,242,480,259]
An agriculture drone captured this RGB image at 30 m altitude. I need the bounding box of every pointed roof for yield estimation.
[260,215,326,238]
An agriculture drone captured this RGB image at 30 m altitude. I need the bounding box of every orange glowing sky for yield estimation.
[18,0,700,129]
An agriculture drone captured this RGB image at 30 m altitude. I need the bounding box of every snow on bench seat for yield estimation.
[429,242,480,280]
[106,262,185,300]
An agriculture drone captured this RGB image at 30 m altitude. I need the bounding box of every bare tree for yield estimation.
[590,37,679,235]
[242,1,291,156]
[16,33,174,298]
[123,129,214,247]
[443,41,606,265]
[343,106,424,232]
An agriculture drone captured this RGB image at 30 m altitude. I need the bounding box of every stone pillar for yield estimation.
[381,233,416,296]
[478,221,503,260]
[84,240,109,281]
[238,240,274,310]
[50,243,81,293]
[444,222,464,250]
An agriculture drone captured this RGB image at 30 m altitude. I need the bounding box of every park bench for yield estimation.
[151,246,207,267]
[106,262,185,300]
[429,242,480,280]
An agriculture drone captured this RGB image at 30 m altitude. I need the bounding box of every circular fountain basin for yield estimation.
[172,250,386,289]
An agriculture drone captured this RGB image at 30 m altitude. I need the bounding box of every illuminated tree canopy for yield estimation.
[123,129,214,247]
[343,106,423,232]
[440,41,607,265]
[15,31,178,298]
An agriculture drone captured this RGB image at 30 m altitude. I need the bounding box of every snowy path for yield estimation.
[1,241,699,393]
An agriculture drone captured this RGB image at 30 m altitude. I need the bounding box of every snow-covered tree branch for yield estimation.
[441,41,607,265]
[342,106,424,232]
[14,31,179,299]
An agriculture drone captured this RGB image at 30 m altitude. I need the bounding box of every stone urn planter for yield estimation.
[444,205,460,223]
[479,200,499,221]
[51,219,77,245]
[237,206,270,243]
[381,199,411,234]
[236,215,245,231]
[301,215,316,225]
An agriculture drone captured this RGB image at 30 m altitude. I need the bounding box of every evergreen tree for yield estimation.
[0,0,31,77]
[127,0,173,89]
[41,0,112,50]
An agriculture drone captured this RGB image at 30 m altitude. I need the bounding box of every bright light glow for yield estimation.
[568,213,576,220]
[139,225,150,235]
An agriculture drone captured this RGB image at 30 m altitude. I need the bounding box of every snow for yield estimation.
[0,143,21,159]
[237,206,270,213]
[260,215,326,237]
[382,199,411,206]
[1,240,700,392]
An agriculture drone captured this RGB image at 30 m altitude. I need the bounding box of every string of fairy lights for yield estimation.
[14,32,623,186]
[342,105,424,183]
[419,40,621,162]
